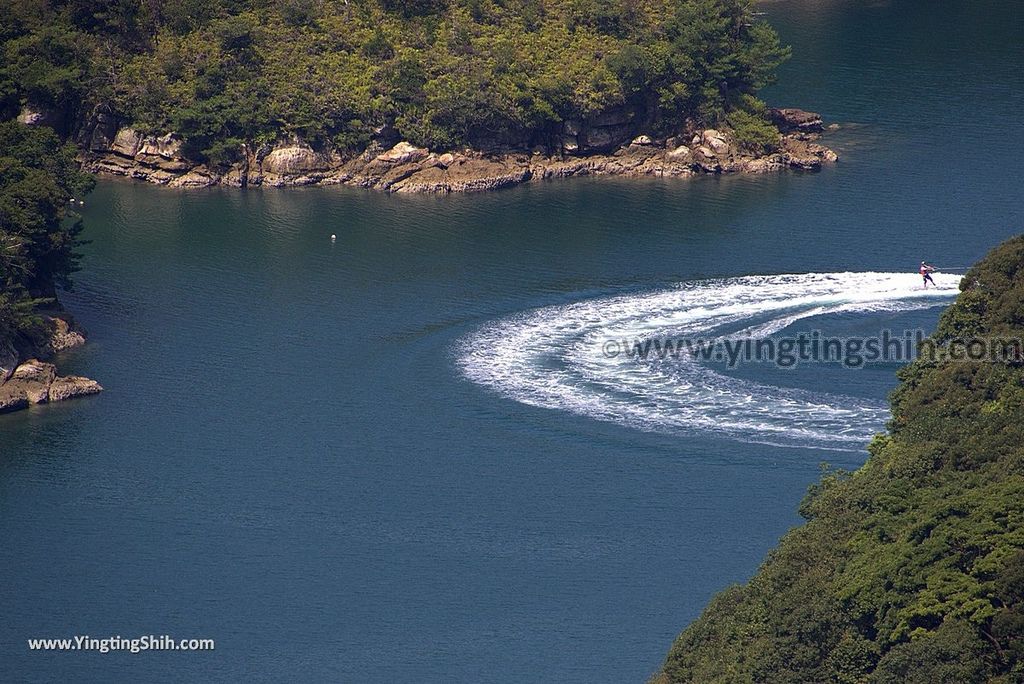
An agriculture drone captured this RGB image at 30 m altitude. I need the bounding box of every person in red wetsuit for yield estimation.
[920,261,937,288]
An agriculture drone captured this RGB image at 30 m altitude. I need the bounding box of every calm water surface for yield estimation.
[2,1,1022,681]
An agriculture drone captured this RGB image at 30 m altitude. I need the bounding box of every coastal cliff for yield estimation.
[656,236,1024,682]
[75,108,837,193]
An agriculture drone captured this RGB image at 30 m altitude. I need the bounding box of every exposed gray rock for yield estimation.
[702,129,730,155]
[89,124,116,152]
[666,145,692,161]
[45,316,86,353]
[770,108,824,133]
[10,359,55,405]
[81,111,837,194]
[375,141,429,165]
[261,145,317,174]
[48,376,104,403]
[221,165,248,187]
[0,358,102,410]
[111,127,144,157]
[138,133,184,161]
[168,166,218,188]
[155,158,191,172]
[0,386,29,413]
[583,124,632,152]
[82,104,121,152]
[0,313,102,414]
[12,359,56,386]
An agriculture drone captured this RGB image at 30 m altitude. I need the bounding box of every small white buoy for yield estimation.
[330,234,336,241]
[78,200,84,205]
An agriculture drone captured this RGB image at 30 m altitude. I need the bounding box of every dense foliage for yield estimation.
[0,0,788,161]
[0,121,94,345]
[657,236,1024,683]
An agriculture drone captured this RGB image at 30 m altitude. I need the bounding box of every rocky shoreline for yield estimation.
[0,314,103,414]
[0,107,833,415]
[77,108,837,194]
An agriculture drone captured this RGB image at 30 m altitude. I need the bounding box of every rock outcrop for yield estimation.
[27,314,89,358]
[78,109,838,194]
[0,314,102,415]
[770,107,825,133]
[110,127,144,157]
[374,141,429,164]
[0,359,102,413]
[78,103,122,153]
[87,129,195,185]
[258,144,339,186]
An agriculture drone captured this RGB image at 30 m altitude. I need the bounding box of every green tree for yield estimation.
[0,121,94,343]
[658,235,1024,684]
[0,0,792,155]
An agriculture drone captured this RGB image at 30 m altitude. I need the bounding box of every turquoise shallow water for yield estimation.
[2,1,1023,681]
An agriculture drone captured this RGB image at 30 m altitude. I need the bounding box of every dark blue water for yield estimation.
[2,1,1022,681]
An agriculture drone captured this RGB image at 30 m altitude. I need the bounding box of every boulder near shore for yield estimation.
[0,315,102,415]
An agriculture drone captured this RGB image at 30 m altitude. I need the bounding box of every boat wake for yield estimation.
[457,272,961,450]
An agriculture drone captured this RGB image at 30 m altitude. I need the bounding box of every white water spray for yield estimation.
[457,272,961,450]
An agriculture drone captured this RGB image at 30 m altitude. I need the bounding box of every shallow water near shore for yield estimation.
[3,1,1023,682]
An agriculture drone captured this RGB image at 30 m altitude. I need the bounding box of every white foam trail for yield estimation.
[457,272,961,450]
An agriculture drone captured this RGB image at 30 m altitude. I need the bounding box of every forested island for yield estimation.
[2,0,835,192]
[656,237,1024,682]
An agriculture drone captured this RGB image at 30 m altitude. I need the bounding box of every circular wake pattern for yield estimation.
[458,272,962,450]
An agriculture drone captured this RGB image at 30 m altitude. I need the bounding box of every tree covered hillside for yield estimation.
[0,0,787,163]
[0,121,93,353]
[658,237,1024,682]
